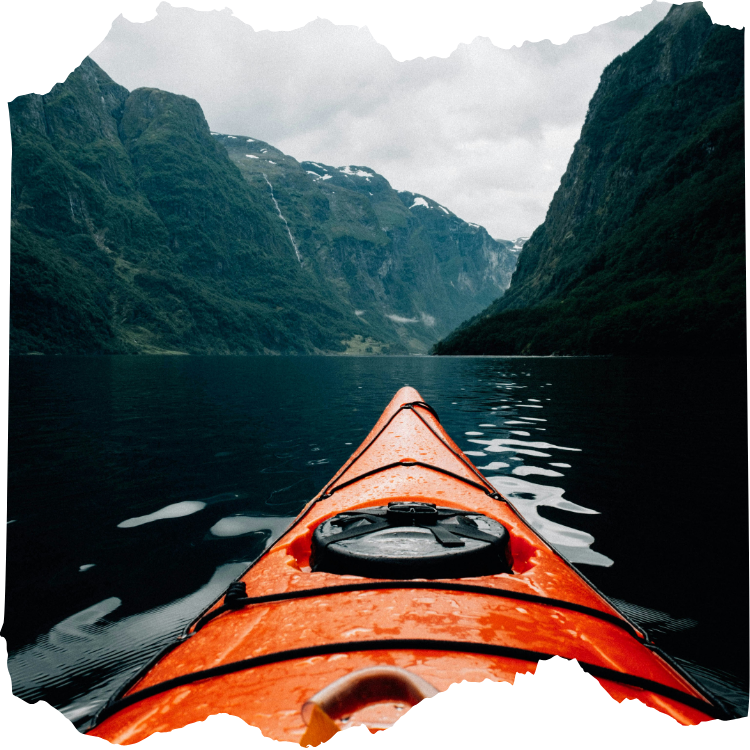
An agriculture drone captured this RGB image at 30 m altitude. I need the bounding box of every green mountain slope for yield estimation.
[219,135,517,351]
[433,3,745,357]
[10,58,517,355]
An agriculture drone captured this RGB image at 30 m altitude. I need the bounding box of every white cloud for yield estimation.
[86,1,687,238]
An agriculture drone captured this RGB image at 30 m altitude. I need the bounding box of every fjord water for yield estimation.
[5,355,748,723]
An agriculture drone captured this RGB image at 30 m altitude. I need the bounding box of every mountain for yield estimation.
[10,58,516,355]
[433,2,745,357]
[218,134,518,351]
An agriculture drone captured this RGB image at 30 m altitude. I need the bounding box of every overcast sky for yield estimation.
[88,2,677,240]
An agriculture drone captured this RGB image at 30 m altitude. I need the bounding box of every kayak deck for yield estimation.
[88,387,723,744]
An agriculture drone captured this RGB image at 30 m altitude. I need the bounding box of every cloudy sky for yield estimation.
[89,2,670,240]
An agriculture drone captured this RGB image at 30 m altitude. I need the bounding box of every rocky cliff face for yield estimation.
[10,58,517,355]
[500,2,723,311]
[434,2,744,356]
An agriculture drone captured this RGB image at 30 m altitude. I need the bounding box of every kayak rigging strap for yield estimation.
[94,637,732,724]
[324,459,502,499]
[192,579,645,639]
[319,503,498,548]
[318,401,499,501]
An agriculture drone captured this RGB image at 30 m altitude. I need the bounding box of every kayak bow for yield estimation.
[88,387,727,744]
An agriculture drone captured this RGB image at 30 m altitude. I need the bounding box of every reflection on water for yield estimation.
[209,516,292,539]
[118,500,208,528]
[471,437,579,451]
[5,355,748,721]
[465,423,608,565]
[9,563,248,724]
[477,461,510,471]
[456,388,609,566]
[487,475,612,567]
[117,493,251,529]
[511,466,564,477]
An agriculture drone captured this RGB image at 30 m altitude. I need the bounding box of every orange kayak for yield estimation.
[87,387,728,744]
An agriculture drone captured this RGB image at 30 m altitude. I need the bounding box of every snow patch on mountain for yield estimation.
[339,166,374,178]
[409,197,429,210]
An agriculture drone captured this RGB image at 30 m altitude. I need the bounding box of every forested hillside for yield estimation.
[434,3,744,357]
[10,59,516,355]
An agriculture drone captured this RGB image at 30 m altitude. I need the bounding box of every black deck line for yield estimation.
[192,580,644,639]
[94,637,729,725]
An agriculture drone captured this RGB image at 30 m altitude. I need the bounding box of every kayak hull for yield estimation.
[88,387,721,743]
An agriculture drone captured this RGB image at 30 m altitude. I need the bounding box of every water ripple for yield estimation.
[117,500,206,528]
[486,475,613,568]
[8,563,248,723]
[469,438,581,452]
[511,466,564,478]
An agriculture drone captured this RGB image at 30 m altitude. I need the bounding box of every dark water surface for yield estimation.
[5,355,748,724]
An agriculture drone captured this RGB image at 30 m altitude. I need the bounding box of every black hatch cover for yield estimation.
[310,502,512,579]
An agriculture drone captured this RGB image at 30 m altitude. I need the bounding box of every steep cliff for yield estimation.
[10,58,516,355]
[434,3,744,356]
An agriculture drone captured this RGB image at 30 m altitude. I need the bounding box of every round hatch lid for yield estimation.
[311,502,512,579]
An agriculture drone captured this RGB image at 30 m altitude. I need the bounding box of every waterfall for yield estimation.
[262,174,302,265]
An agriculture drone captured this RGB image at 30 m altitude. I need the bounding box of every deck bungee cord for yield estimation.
[318,401,500,499]
[96,638,729,724]
[191,580,648,638]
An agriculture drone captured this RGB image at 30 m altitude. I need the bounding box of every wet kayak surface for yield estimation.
[5,355,748,724]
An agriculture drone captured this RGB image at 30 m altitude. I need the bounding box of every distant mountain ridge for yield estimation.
[10,58,516,355]
[434,2,745,357]
[219,133,518,350]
